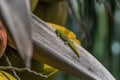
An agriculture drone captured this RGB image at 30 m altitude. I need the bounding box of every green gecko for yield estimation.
[55,29,80,58]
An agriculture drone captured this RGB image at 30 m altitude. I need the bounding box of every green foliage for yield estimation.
[59,0,120,80]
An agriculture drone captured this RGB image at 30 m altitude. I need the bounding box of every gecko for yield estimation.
[55,29,80,58]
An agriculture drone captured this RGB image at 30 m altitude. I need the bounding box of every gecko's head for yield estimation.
[55,29,61,34]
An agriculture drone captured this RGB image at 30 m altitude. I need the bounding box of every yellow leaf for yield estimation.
[0,70,16,80]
